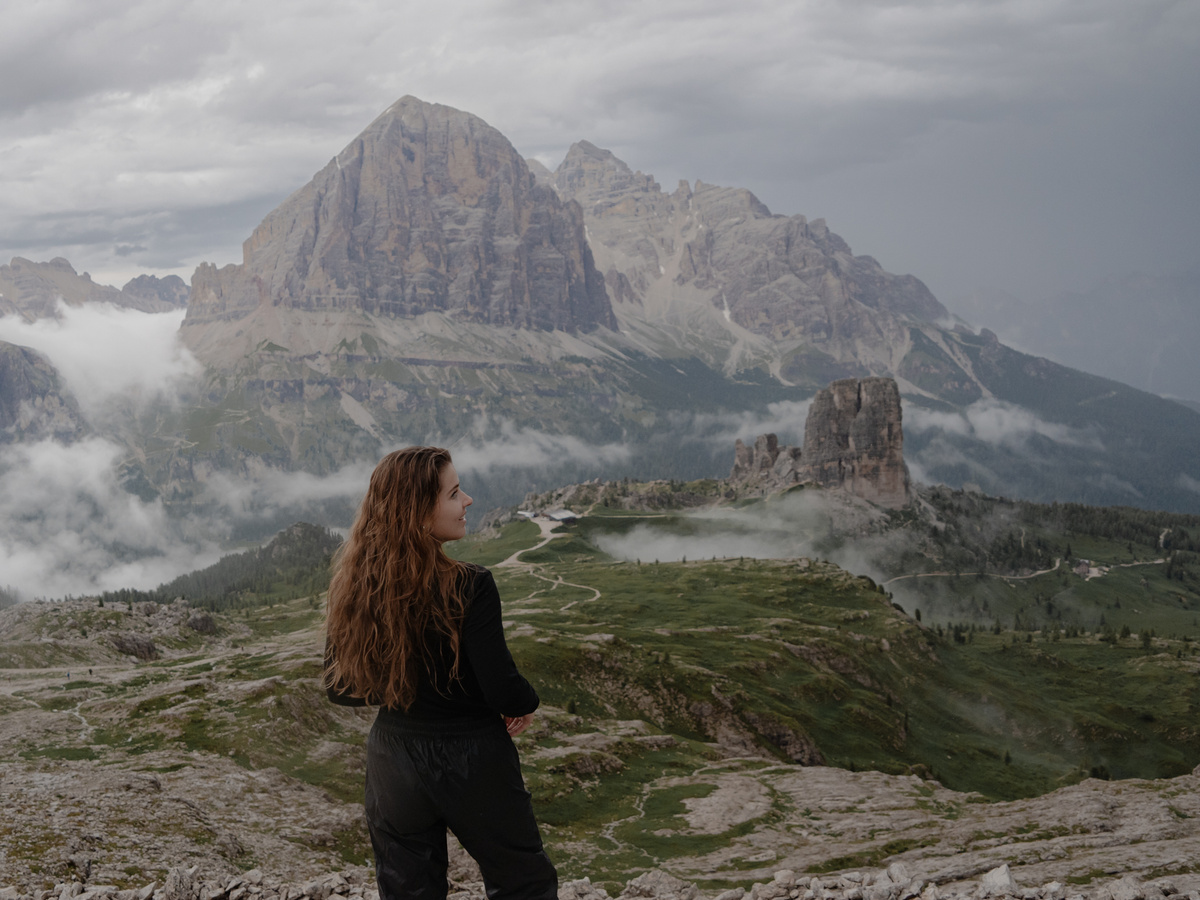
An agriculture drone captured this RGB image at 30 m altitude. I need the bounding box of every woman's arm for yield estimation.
[462,568,540,718]
[323,638,369,707]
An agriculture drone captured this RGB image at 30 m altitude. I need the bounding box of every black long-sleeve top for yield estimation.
[325,564,539,721]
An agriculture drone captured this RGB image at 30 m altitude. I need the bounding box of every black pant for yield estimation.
[365,713,558,900]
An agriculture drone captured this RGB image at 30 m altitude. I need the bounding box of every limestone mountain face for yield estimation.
[0,341,87,443]
[553,141,945,380]
[730,377,910,508]
[184,96,613,336]
[0,257,185,320]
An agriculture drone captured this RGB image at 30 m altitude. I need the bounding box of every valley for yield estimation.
[3,485,1200,895]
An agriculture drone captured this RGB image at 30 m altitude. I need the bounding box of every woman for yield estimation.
[324,446,557,900]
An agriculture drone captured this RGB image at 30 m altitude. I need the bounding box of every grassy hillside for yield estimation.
[10,496,1200,887]
[98,522,341,611]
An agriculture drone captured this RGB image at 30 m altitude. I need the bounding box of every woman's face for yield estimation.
[429,462,473,542]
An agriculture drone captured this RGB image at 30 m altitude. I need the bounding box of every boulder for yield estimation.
[157,869,193,900]
[1104,879,1145,900]
[560,880,612,900]
[620,871,699,900]
[109,633,159,661]
[976,865,1019,899]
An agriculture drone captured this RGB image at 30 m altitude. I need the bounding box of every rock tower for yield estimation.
[730,376,910,508]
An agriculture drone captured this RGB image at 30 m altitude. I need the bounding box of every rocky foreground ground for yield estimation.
[2,751,1198,900]
[1,856,1198,900]
[4,598,1200,900]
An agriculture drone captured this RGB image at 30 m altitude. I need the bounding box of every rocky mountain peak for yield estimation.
[121,274,188,309]
[554,140,661,207]
[803,376,910,508]
[550,141,946,359]
[0,341,87,444]
[184,96,614,333]
[731,376,910,508]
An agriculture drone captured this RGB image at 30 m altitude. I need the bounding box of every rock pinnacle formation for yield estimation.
[803,377,910,507]
[731,376,910,508]
[184,97,614,333]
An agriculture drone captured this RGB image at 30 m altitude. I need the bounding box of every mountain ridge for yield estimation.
[0,256,186,320]
[3,95,1199,530]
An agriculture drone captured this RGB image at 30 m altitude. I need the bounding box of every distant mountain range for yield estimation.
[0,256,186,320]
[2,95,1198,523]
[952,272,1200,408]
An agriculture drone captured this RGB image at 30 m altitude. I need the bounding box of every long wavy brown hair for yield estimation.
[323,446,470,709]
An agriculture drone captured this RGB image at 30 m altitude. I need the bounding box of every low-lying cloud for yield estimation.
[0,414,644,598]
[452,419,633,474]
[593,499,819,564]
[0,302,200,417]
[668,399,812,447]
[1177,474,1200,495]
[590,490,902,586]
[906,399,1102,451]
[0,437,221,599]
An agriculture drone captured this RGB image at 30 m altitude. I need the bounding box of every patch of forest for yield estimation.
[97,522,341,611]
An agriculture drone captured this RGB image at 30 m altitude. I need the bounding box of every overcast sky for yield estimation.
[2,0,1197,314]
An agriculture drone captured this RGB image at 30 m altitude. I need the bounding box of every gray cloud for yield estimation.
[0,2,223,117]
[0,437,221,598]
[195,420,635,527]
[668,400,813,448]
[0,305,200,417]
[0,0,1194,311]
[453,419,633,475]
[0,410,640,596]
[906,399,1103,452]
[1180,474,1200,496]
[590,490,908,587]
[591,492,830,565]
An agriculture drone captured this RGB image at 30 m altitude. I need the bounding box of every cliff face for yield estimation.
[553,141,945,373]
[0,341,87,443]
[730,376,910,508]
[185,97,614,333]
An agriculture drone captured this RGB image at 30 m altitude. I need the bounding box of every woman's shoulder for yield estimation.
[457,561,495,591]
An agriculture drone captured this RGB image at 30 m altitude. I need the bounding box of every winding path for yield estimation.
[883,559,1063,586]
[494,517,603,607]
[495,517,568,568]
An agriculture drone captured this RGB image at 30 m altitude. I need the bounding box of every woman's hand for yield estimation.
[505,713,534,736]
